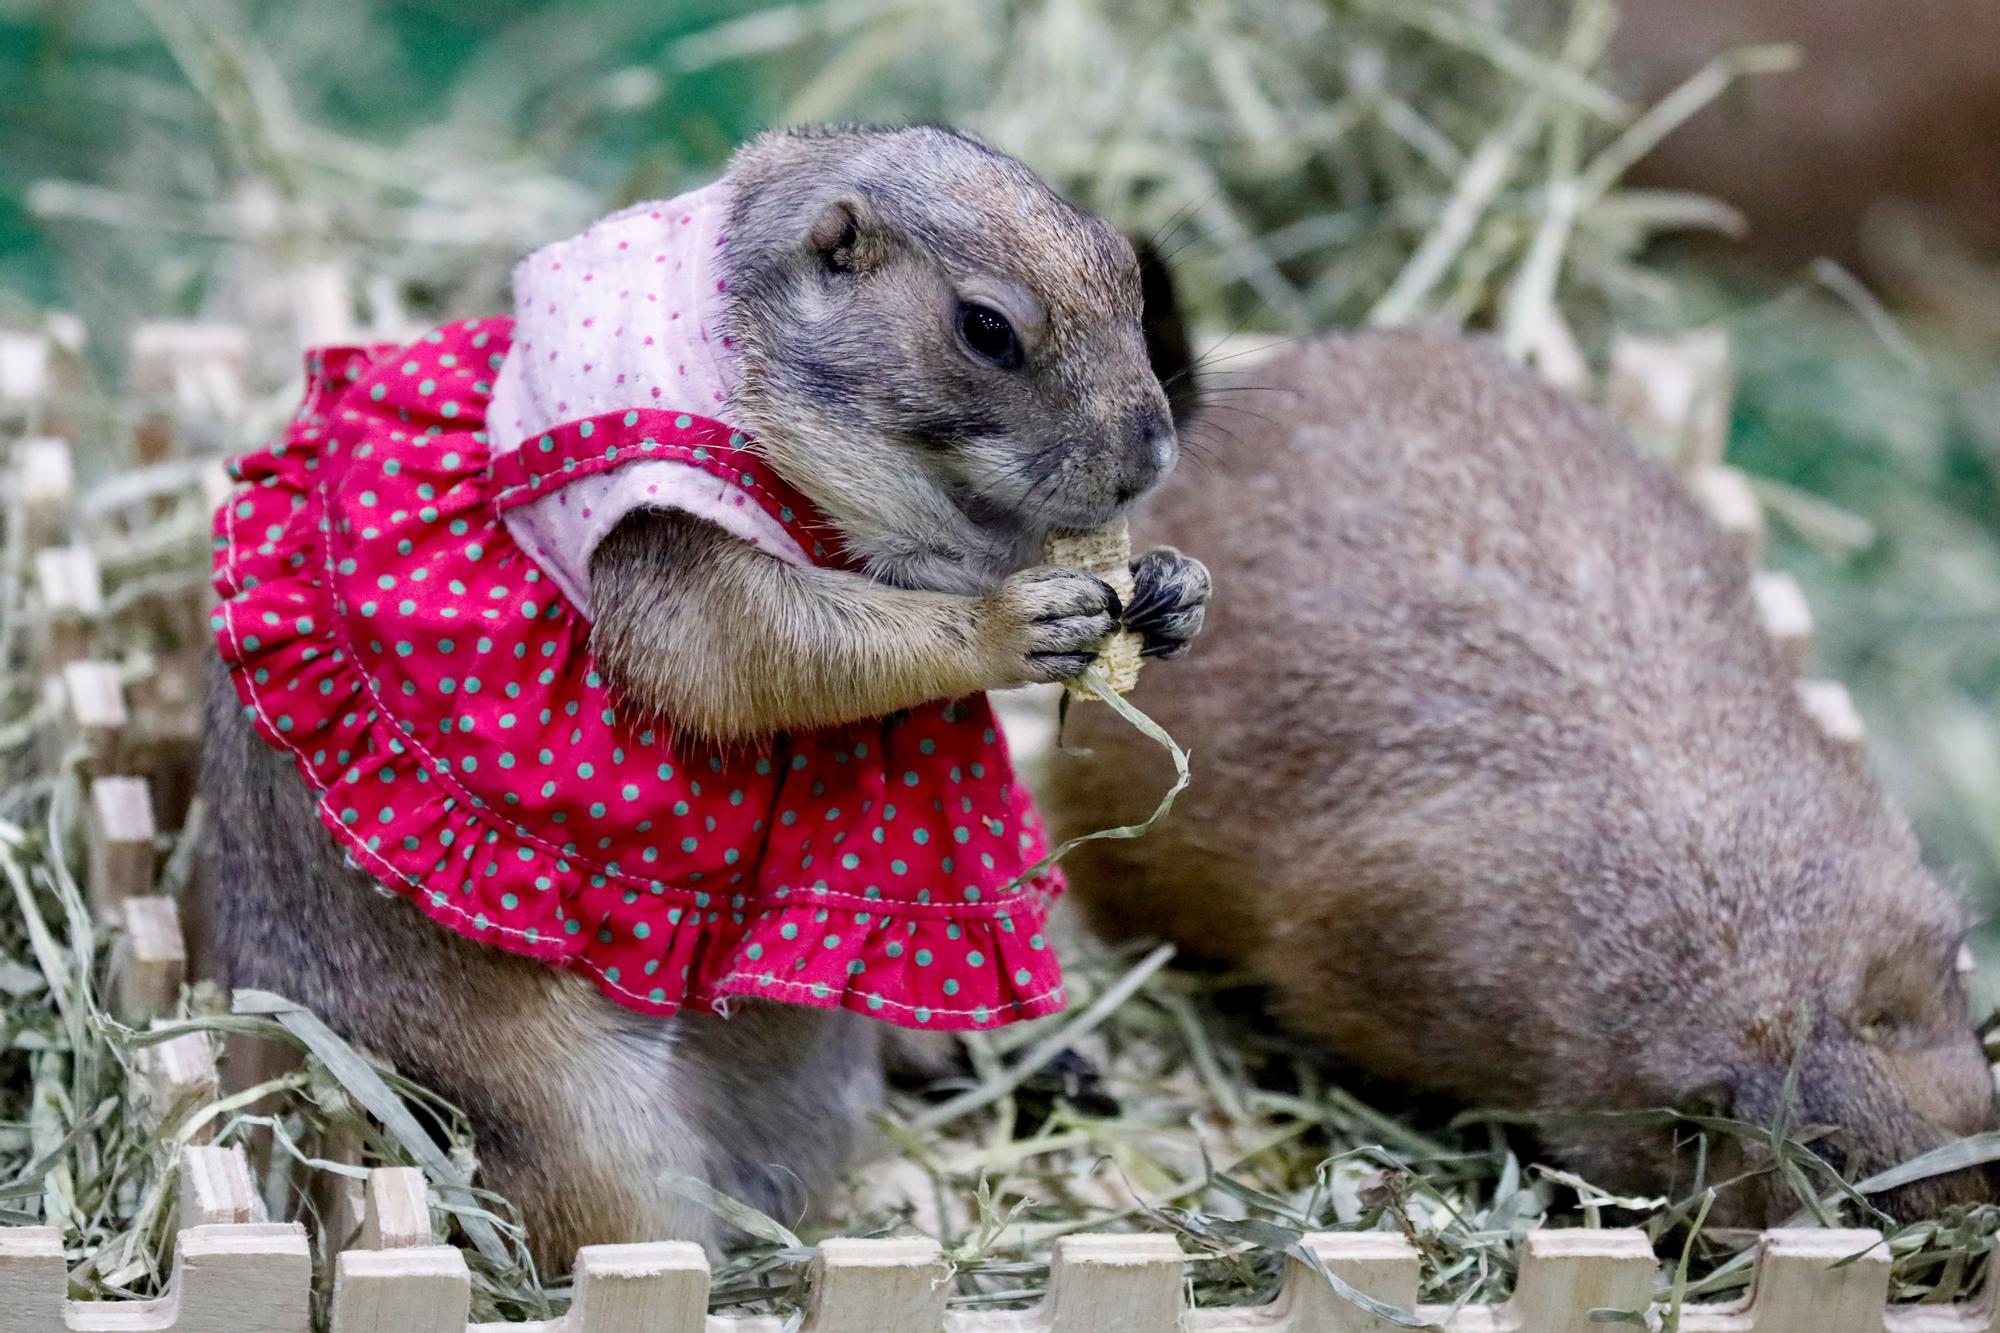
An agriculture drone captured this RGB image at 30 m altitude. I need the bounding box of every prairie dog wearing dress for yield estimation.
[193,125,1210,1266]
[1048,332,1995,1224]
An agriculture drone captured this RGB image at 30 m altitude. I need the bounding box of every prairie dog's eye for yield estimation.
[958,302,1023,370]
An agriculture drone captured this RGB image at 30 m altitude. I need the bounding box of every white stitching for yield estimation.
[710,970,1065,1020]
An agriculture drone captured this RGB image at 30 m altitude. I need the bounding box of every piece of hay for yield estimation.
[1043,522,1141,697]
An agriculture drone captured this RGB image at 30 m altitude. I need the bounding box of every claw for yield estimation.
[1123,548,1212,658]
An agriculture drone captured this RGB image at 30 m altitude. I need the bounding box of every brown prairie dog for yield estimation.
[1047,331,1994,1226]
[196,125,1213,1267]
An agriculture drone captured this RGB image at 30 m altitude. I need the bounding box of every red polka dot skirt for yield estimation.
[211,319,1067,1030]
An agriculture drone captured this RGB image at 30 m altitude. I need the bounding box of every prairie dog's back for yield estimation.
[1058,332,1809,967]
[1048,331,1992,1221]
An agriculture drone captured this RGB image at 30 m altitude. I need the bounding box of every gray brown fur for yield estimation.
[591,126,1208,741]
[195,124,1211,1266]
[1048,331,1993,1223]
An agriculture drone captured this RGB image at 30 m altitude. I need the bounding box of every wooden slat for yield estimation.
[130,321,249,426]
[1799,678,1867,745]
[331,1247,471,1333]
[180,1145,267,1233]
[113,895,185,1022]
[164,1223,313,1333]
[1604,329,1733,473]
[317,1120,368,1269]
[33,545,103,615]
[0,330,50,401]
[87,776,155,918]
[139,1028,221,1144]
[1743,1230,1891,1333]
[360,1169,434,1251]
[1281,1231,1420,1331]
[802,1237,947,1333]
[14,437,75,548]
[58,660,128,777]
[1689,464,1766,565]
[1038,1234,1184,1333]
[1504,1229,1656,1333]
[33,545,102,666]
[564,1242,709,1333]
[1752,571,1814,673]
[0,1227,65,1333]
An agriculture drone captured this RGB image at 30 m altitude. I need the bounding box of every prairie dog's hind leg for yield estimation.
[671,1002,885,1220]
[196,662,726,1262]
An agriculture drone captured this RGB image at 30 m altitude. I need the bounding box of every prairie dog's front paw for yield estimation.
[981,566,1121,685]
[1125,547,1212,659]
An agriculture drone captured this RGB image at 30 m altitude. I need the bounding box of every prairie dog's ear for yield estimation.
[1132,236,1197,428]
[809,196,886,274]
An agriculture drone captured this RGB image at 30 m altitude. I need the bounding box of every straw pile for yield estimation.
[4,0,1999,1326]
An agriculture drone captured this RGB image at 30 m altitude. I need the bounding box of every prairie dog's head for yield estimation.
[1539,780,1997,1226]
[722,125,1183,593]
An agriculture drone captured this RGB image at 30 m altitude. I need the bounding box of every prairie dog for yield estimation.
[1049,332,1993,1224]
[195,125,1210,1266]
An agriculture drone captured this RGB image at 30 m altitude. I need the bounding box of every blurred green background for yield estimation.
[3,0,1996,967]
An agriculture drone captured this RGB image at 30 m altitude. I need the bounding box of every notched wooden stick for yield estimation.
[1043,520,1142,699]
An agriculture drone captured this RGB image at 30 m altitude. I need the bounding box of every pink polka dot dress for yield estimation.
[210,184,1067,1031]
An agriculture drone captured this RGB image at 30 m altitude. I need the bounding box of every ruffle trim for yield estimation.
[210,334,1067,1031]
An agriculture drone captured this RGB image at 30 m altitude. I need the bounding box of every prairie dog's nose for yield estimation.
[1119,406,1177,497]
